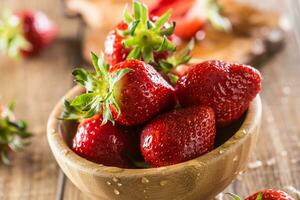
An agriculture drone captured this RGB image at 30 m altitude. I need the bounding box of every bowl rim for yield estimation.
[47,85,262,178]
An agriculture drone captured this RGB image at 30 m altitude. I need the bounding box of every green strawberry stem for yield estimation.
[119,1,176,64]
[118,1,195,77]
[205,0,231,32]
[226,192,263,200]
[158,39,195,84]
[159,39,195,72]
[0,102,32,165]
[0,9,30,59]
[62,52,131,125]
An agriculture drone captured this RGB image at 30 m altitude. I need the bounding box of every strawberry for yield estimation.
[150,0,231,40]
[228,189,295,200]
[150,0,194,18]
[104,1,176,66]
[176,60,262,127]
[72,114,132,168]
[17,10,57,57]
[109,59,176,125]
[245,190,295,200]
[150,0,205,40]
[140,106,216,167]
[63,53,176,126]
[0,9,57,59]
[104,22,129,66]
[0,102,31,165]
[104,21,170,67]
[174,17,205,40]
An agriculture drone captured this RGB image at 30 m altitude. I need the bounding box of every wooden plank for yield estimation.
[0,39,83,199]
[0,0,82,199]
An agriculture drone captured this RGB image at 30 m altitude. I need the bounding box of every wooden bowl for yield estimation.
[47,85,262,200]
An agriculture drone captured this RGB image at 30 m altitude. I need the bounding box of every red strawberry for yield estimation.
[140,105,216,167]
[72,114,132,168]
[245,189,295,200]
[104,20,171,66]
[0,10,57,58]
[176,60,261,127]
[150,0,195,18]
[17,11,57,57]
[151,0,202,40]
[174,17,205,40]
[104,22,129,66]
[63,54,176,127]
[109,59,176,125]
[150,0,231,40]
[150,0,205,40]
[104,1,176,66]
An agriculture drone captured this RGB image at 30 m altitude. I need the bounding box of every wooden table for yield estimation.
[0,0,299,199]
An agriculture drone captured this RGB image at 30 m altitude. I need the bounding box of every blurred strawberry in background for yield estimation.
[17,10,57,57]
[0,102,31,165]
[150,0,231,40]
[0,9,57,59]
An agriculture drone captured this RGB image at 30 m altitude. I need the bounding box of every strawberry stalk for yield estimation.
[159,39,195,83]
[62,52,131,125]
[160,39,195,70]
[0,9,30,59]
[119,1,176,64]
[0,102,32,165]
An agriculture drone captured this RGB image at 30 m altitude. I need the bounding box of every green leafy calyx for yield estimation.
[62,52,131,125]
[0,102,32,165]
[120,1,176,64]
[0,9,30,59]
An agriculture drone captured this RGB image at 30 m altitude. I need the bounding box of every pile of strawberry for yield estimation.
[62,1,262,168]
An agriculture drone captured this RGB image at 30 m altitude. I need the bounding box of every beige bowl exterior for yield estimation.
[47,85,262,200]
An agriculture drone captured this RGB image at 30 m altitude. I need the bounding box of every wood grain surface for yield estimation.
[0,1,83,200]
[0,0,299,200]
